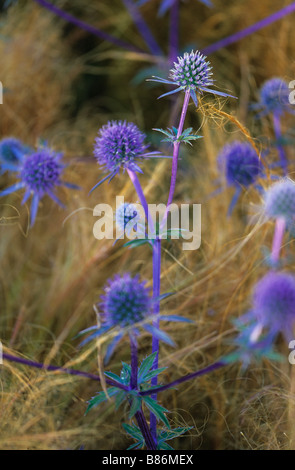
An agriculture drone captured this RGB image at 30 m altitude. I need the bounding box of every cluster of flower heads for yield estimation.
[0,142,79,226]
[216,141,263,216]
[253,78,292,118]
[91,120,163,193]
[150,50,236,106]
[137,0,212,16]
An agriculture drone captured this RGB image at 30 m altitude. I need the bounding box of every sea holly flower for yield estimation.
[263,179,295,235]
[78,273,193,364]
[148,50,236,106]
[0,137,31,174]
[90,120,163,194]
[0,147,79,226]
[137,0,213,16]
[115,202,145,238]
[153,126,202,146]
[252,78,292,118]
[217,141,264,215]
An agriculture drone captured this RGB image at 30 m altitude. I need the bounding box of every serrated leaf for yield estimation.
[141,367,167,382]
[104,371,124,384]
[157,441,174,450]
[122,423,143,441]
[143,396,170,429]
[138,352,158,382]
[115,390,128,410]
[86,387,118,414]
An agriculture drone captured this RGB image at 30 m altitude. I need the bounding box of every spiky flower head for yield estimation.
[252,271,295,340]
[100,273,152,329]
[218,141,262,188]
[116,202,142,231]
[0,147,78,226]
[149,50,236,106]
[170,50,213,91]
[260,78,290,115]
[264,179,295,220]
[94,121,147,175]
[21,149,63,195]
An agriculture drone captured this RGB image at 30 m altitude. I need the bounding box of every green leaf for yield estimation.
[141,367,167,382]
[138,352,158,382]
[123,239,152,249]
[157,441,174,450]
[114,390,128,410]
[129,396,142,419]
[85,387,118,414]
[143,396,170,429]
[104,371,124,384]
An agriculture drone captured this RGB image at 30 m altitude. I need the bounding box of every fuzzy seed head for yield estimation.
[100,273,152,328]
[169,50,213,91]
[218,141,262,187]
[21,150,63,194]
[94,121,147,174]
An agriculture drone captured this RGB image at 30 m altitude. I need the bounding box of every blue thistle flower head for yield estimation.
[0,137,30,173]
[260,78,290,115]
[218,141,262,188]
[90,121,149,193]
[100,273,152,329]
[253,78,291,117]
[149,50,236,106]
[21,149,63,195]
[264,179,295,221]
[0,147,79,226]
[116,203,141,232]
[94,120,147,174]
[217,141,263,216]
[253,272,295,340]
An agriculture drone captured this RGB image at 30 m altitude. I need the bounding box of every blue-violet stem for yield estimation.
[140,361,226,396]
[161,87,191,229]
[121,0,163,56]
[150,236,161,442]
[202,2,295,56]
[33,0,143,54]
[130,334,138,390]
[271,217,286,264]
[273,112,288,175]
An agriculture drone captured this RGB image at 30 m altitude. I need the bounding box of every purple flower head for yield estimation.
[100,273,152,329]
[218,141,262,188]
[90,121,150,193]
[264,179,295,233]
[149,50,236,106]
[253,78,291,117]
[21,150,63,195]
[0,147,79,226]
[252,272,295,340]
[0,137,30,173]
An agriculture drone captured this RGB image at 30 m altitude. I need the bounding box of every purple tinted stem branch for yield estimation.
[202,2,295,56]
[3,352,128,391]
[271,217,286,264]
[33,0,143,54]
[273,112,288,175]
[169,0,179,64]
[140,361,226,397]
[135,409,157,450]
[130,334,138,390]
[121,0,163,56]
[161,88,190,229]
[150,236,161,442]
[127,169,155,234]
